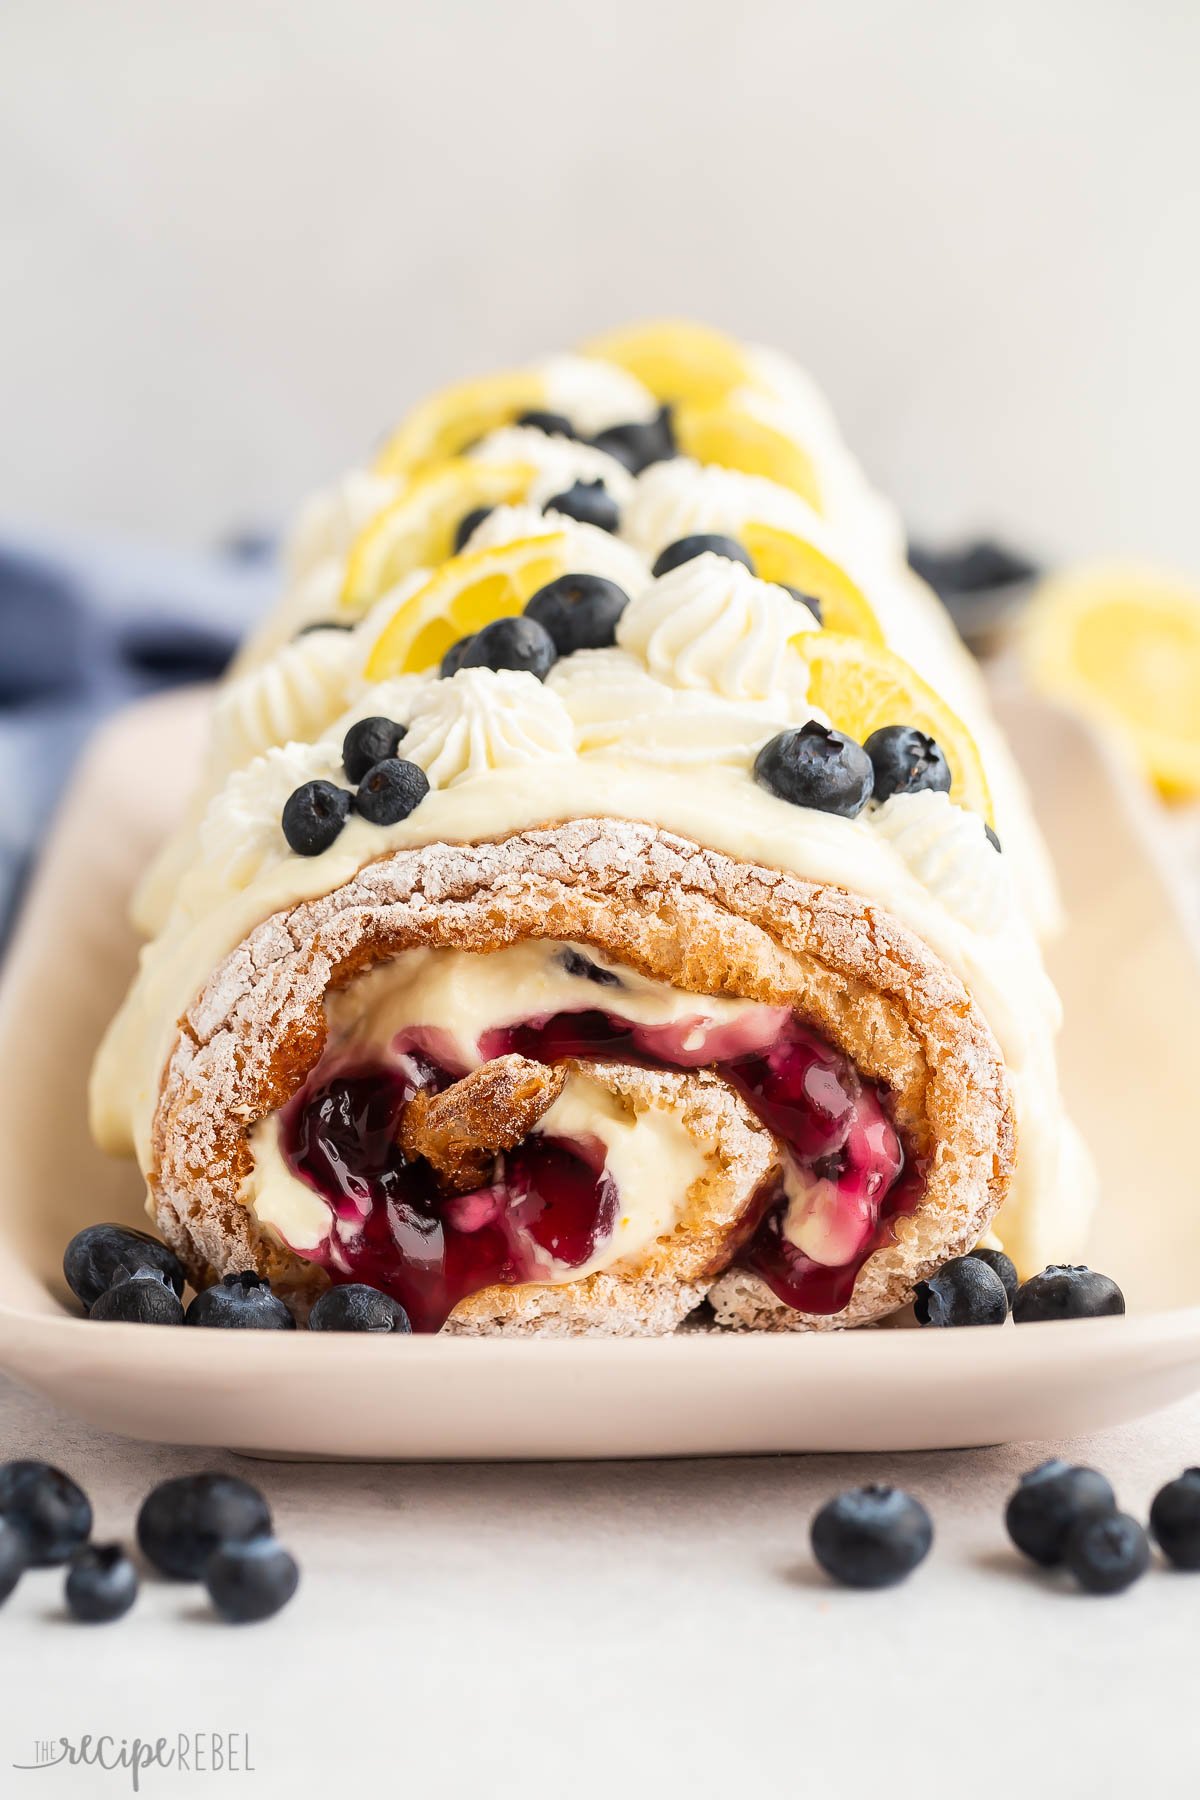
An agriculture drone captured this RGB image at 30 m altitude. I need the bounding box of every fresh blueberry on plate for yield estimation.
[308,1285,412,1333]
[342,715,408,785]
[65,1544,139,1623]
[913,1255,1008,1327]
[651,533,754,578]
[205,1537,300,1624]
[967,1247,1019,1310]
[0,1518,28,1604]
[89,1266,185,1325]
[1004,1460,1116,1566]
[811,1484,933,1588]
[353,758,431,827]
[1012,1265,1125,1323]
[0,1461,93,1567]
[282,780,352,857]
[455,616,557,680]
[1149,1468,1200,1570]
[524,573,631,654]
[63,1223,185,1309]
[1064,1511,1151,1595]
[184,1273,295,1331]
[137,1473,272,1580]
[754,722,874,819]
[864,725,952,802]
[544,479,620,534]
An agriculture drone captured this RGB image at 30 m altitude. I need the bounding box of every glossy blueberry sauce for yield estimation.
[279,995,921,1331]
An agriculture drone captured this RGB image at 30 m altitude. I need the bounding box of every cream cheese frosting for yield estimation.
[468,426,634,511]
[400,669,576,787]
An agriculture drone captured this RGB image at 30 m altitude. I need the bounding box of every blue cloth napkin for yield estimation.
[0,527,278,946]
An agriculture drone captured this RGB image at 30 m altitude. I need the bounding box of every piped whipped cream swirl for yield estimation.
[401,669,576,788]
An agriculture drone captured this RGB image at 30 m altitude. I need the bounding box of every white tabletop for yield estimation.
[0,1373,1195,1797]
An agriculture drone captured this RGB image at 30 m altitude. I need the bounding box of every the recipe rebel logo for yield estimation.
[12,1734,256,1790]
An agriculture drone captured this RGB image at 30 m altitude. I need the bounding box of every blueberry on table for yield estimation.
[811,1484,933,1588]
[1064,1511,1151,1595]
[967,1247,1019,1310]
[0,1461,92,1566]
[514,408,576,440]
[864,725,952,802]
[1149,1469,1200,1570]
[185,1273,295,1330]
[89,1267,185,1325]
[63,1223,186,1309]
[913,1256,1008,1327]
[453,505,494,553]
[524,572,631,654]
[754,723,874,819]
[1004,1460,1116,1566]
[65,1544,139,1623]
[590,407,676,474]
[455,616,558,680]
[137,1473,272,1580]
[282,780,352,856]
[1012,1266,1125,1323]
[309,1284,412,1333]
[543,479,620,534]
[0,1518,29,1603]
[353,758,431,827]
[205,1538,300,1624]
[651,533,754,579]
[342,715,408,785]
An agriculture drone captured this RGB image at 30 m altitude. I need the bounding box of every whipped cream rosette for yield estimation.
[92,322,1091,1335]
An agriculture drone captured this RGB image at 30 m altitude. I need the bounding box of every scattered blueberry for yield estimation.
[353,758,431,827]
[89,1267,185,1325]
[137,1474,272,1580]
[985,824,1003,853]
[63,1223,185,1310]
[342,715,408,784]
[1005,1461,1116,1566]
[1149,1469,1200,1570]
[1064,1511,1151,1595]
[452,505,494,553]
[558,947,622,987]
[811,1484,933,1588]
[782,585,823,622]
[591,407,675,474]
[294,620,355,639]
[456,616,558,680]
[753,722,874,819]
[0,1518,28,1604]
[65,1544,139,1623]
[909,539,1038,599]
[543,479,620,534]
[309,1284,412,1333]
[913,1256,1008,1327]
[0,1462,92,1567]
[205,1537,300,1624]
[441,636,475,678]
[651,533,754,579]
[864,725,952,802]
[185,1273,296,1331]
[1012,1266,1126,1324]
[968,1247,1019,1310]
[514,409,576,439]
[524,572,631,654]
[282,780,352,857]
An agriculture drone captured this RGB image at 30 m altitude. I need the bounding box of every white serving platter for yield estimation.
[0,683,1198,1459]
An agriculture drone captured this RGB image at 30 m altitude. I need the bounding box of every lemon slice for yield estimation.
[1023,563,1200,798]
[581,319,757,408]
[674,401,823,511]
[374,371,547,479]
[796,633,993,822]
[339,459,537,615]
[742,522,884,645]
[366,534,568,678]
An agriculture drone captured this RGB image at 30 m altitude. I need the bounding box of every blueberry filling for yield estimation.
[275,981,921,1332]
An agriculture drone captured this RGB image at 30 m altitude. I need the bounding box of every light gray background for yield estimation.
[2,0,1199,567]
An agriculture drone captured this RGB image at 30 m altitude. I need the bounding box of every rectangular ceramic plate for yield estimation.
[1,684,1198,1459]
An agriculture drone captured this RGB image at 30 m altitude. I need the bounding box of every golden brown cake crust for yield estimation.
[149,818,1016,1332]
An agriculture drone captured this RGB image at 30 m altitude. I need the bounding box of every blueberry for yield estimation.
[309,1284,412,1333]
[185,1272,295,1330]
[909,539,1038,599]
[985,824,1003,853]
[1004,1461,1116,1566]
[353,757,431,827]
[342,715,407,784]
[65,1544,139,1623]
[913,1256,1008,1327]
[1149,1469,1200,1570]
[89,1266,185,1325]
[514,409,576,440]
[441,636,475,678]
[1064,1511,1151,1595]
[1012,1265,1125,1324]
[205,1537,300,1624]
[811,1484,933,1588]
[137,1473,272,1580]
[865,725,952,803]
[524,573,631,655]
[558,947,622,987]
[63,1223,185,1309]
[0,1518,29,1603]
[293,620,355,639]
[456,616,558,680]
[543,479,620,534]
[968,1247,1019,1309]
[0,1462,92,1567]
[782,586,823,623]
[651,533,754,579]
[282,780,352,856]
[754,722,874,819]
[453,505,494,553]
[590,407,676,474]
